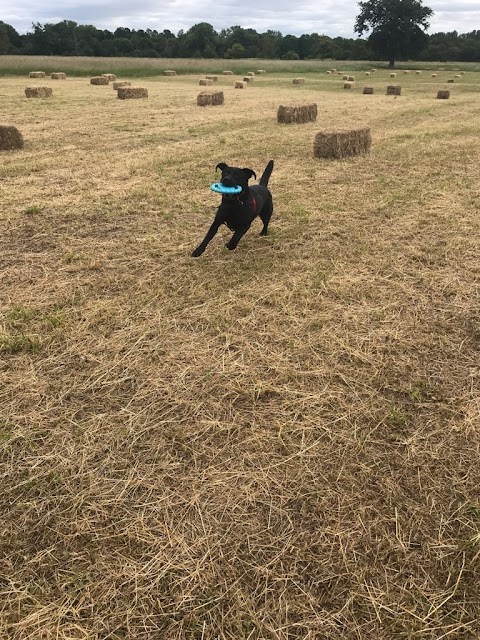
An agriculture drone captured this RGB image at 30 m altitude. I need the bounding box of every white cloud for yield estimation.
[4,0,480,38]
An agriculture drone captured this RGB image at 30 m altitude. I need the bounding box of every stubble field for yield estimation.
[1,59,480,639]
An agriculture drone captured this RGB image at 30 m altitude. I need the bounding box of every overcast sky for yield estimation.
[3,0,480,38]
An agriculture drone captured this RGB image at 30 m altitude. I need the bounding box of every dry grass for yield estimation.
[1,69,480,640]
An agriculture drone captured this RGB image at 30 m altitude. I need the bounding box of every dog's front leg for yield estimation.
[225,225,251,251]
[191,218,222,257]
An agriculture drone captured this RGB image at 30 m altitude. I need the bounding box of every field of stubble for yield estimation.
[1,61,480,639]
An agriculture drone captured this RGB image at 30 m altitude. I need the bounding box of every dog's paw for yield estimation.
[225,242,237,251]
[191,247,204,257]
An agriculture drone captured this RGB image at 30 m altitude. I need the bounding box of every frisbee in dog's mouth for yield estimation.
[211,183,242,195]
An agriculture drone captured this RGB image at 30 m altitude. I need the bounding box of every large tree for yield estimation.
[355,0,433,67]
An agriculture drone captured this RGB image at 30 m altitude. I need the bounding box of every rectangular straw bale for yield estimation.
[222,70,233,75]
[347,76,355,82]
[447,79,455,83]
[386,85,401,95]
[0,125,24,150]
[199,79,213,86]
[246,72,255,76]
[25,86,53,98]
[29,71,45,78]
[163,70,177,76]
[117,87,148,99]
[343,75,349,80]
[293,78,306,84]
[112,81,131,90]
[363,86,374,94]
[256,69,266,74]
[277,103,317,124]
[235,81,246,89]
[197,91,224,106]
[206,75,219,82]
[90,76,109,85]
[313,128,371,159]
[390,72,397,78]
[437,90,450,99]
[102,74,117,81]
[51,72,66,79]
[344,82,353,89]
[243,76,253,83]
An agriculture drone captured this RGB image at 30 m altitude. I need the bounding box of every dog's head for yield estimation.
[216,163,256,193]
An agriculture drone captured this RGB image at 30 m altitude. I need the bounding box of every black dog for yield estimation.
[191,160,274,257]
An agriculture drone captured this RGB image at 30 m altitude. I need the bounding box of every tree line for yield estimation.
[1,19,480,62]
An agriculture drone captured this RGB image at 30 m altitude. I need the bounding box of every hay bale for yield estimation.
[403,70,409,75]
[163,70,177,76]
[347,76,355,82]
[460,71,465,75]
[90,76,109,85]
[234,81,246,89]
[447,79,455,83]
[293,78,306,84]
[431,74,437,78]
[454,74,461,78]
[365,72,370,76]
[342,74,349,80]
[29,71,45,78]
[0,125,24,150]
[25,86,53,98]
[277,103,317,124]
[197,91,224,107]
[326,71,332,75]
[344,82,353,89]
[117,87,148,99]
[330,69,336,73]
[112,81,131,90]
[51,72,66,79]
[222,70,233,75]
[371,68,377,72]
[243,76,253,83]
[363,86,374,94]
[102,73,117,81]
[199,79,213,86]
[437,90,450,99]
[390,72,397,78]
[256,69,266,74]
[386,85,401,96]
[313,128,371,160]
[206,75,219,82]
[246,72,255,77]
[415,70,422,75]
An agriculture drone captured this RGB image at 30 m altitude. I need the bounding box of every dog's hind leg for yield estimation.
[259,198,273,236]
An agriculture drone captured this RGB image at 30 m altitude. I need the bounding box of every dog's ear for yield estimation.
[241,168,257,180]
[215,163,228,173]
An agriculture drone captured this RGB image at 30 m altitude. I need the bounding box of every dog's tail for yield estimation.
[259,160,274,187]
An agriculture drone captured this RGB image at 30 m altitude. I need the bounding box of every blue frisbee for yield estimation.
[211,182,242,195]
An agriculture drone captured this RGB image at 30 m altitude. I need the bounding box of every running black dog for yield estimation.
[191,160,274,257]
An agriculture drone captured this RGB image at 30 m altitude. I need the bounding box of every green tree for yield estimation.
[0,21,22,53]
[355,0,433,67]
